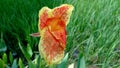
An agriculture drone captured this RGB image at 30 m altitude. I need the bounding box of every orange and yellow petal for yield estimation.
[52,4,74,25]
[38,7,51,30]
[39,27,64,64]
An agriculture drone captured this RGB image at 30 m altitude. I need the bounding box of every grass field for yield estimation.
[0,0,120,68]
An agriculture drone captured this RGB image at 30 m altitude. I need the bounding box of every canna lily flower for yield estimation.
[31,4,74,65]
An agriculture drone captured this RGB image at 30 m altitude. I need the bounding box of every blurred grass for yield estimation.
[0,0,120,68]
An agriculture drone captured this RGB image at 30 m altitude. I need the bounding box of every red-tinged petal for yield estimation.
[39,27,64,64]
[52,4,74,25]
[53,29,66,48]
[46,18,66,49]
[38,7,51,30]
[46,18,65,31]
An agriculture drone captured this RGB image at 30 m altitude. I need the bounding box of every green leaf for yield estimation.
[36,56,41,68]
[0,33,7,52]
[18,41,32,61]
[26,44,33,58]
[0,59,5,68]
[28,61,37,68]
[2,53,7,64]
[58,53,69,68]
[12,59,18,68]
[18,58,24,68]
[9,52,13,64]
[77,53,86,68]
[6,65,11,68]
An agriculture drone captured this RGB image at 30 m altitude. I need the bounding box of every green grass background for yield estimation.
[0,0,120,68]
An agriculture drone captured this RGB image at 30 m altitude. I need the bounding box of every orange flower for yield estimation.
[31,4,74,65]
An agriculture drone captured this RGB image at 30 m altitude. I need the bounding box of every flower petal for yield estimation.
[52,4,74,25]
[39,27,64,64]
[38,7,51,30]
